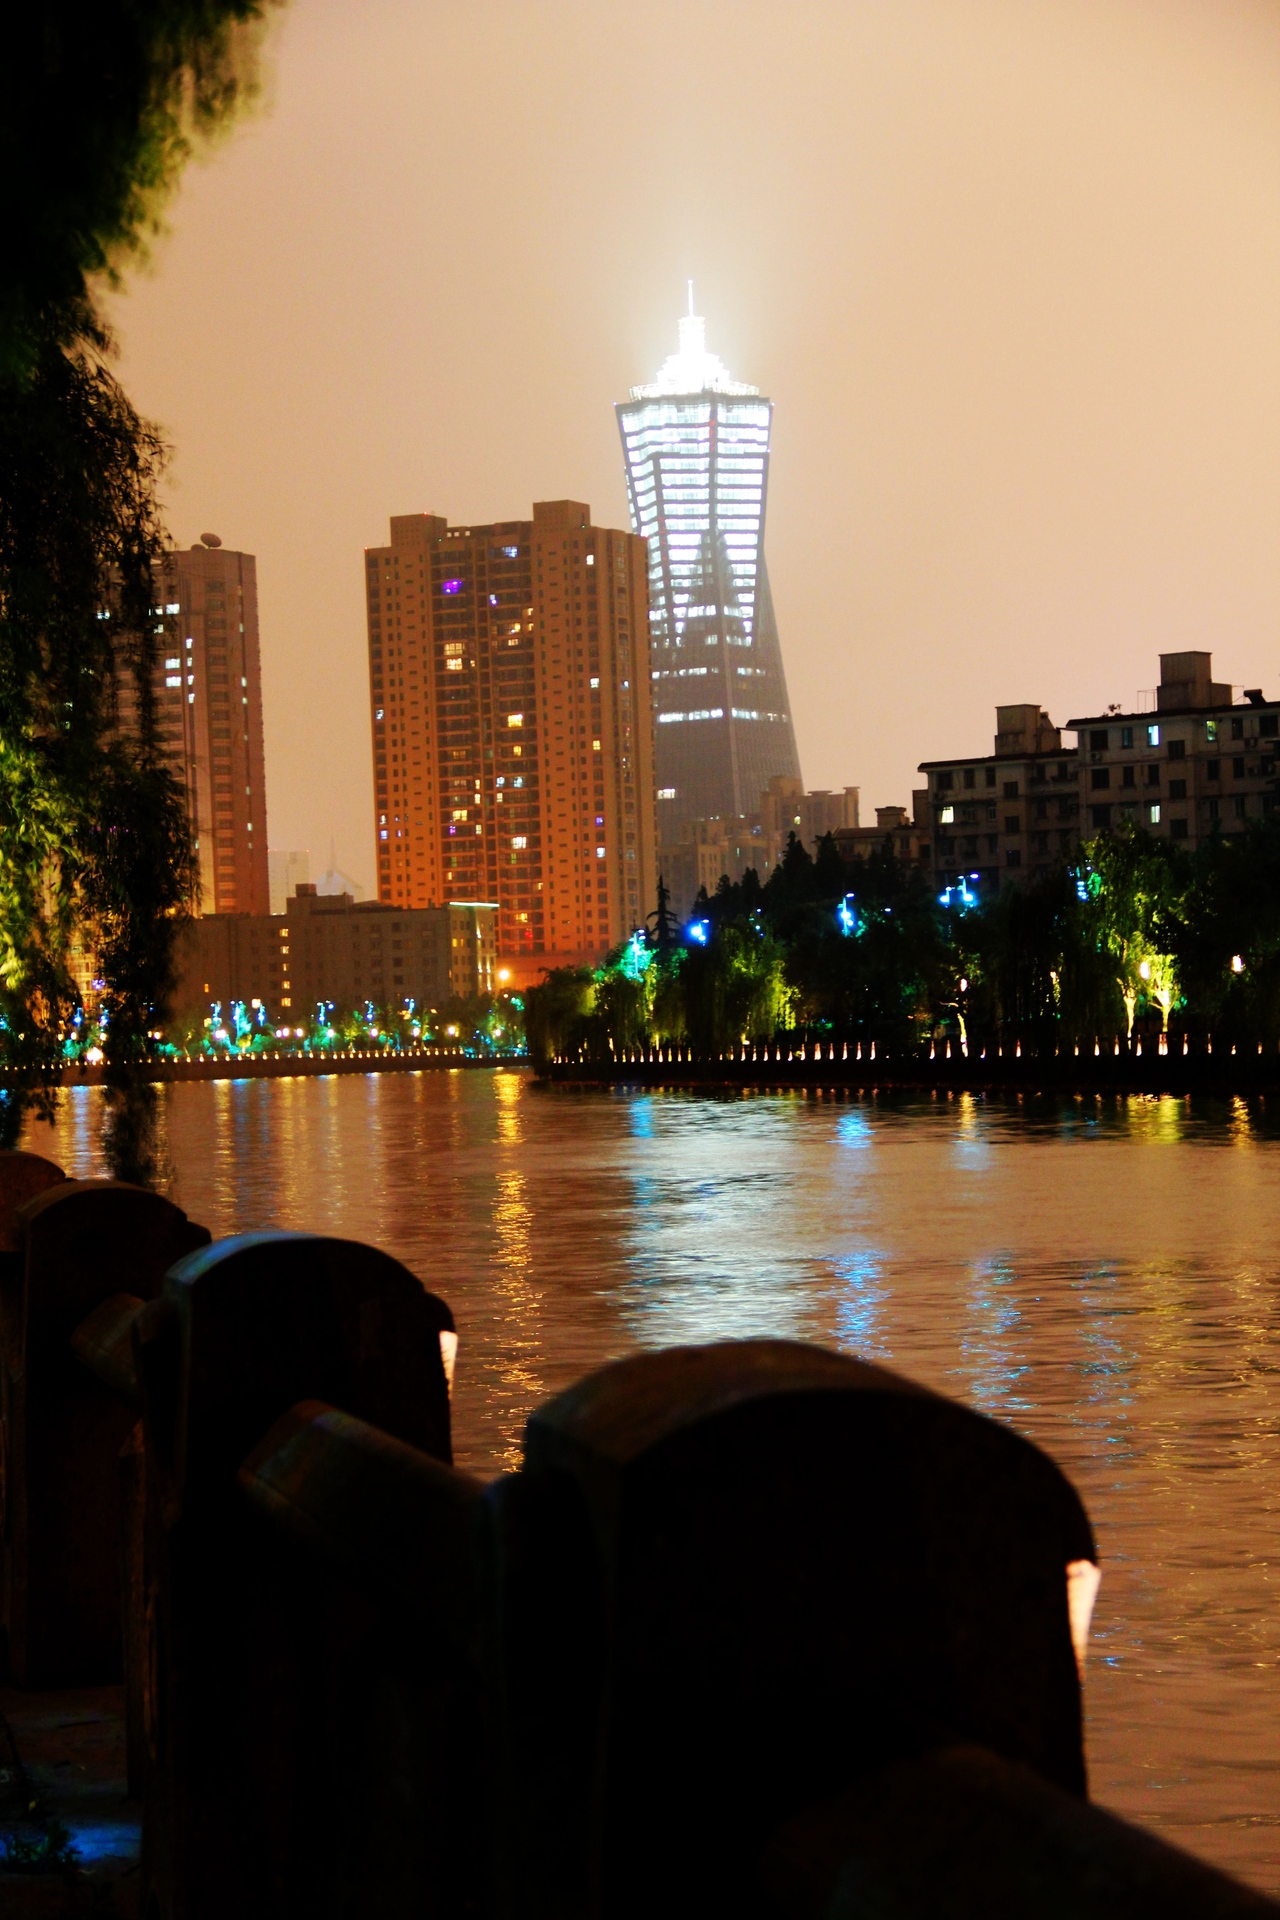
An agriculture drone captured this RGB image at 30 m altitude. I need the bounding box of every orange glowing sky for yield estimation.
[106,0,1280,894]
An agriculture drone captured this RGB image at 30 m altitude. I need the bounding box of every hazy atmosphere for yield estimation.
[107,0,1280,893]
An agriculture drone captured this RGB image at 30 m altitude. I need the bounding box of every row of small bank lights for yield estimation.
[559,1034,1277,1062]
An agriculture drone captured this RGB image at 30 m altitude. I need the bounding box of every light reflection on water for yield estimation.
[22,1073,1280,1890]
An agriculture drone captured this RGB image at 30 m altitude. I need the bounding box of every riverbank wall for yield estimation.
[0,1049,523,1090]
[539,1035,1280,1097]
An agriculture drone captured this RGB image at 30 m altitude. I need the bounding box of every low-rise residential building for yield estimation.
[832,794,932,874]
[173,885,498,1020]
[757,776,861,847]
[1066,652,1277,849]
[920,704,1081,898]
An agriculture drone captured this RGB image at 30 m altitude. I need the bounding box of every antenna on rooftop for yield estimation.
[687,278,695,316]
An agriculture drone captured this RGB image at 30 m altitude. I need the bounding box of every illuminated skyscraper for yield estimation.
[117,535,270,914]
[364,501,656,971]
[617,294,801,840]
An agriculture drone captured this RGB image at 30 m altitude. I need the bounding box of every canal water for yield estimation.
[24,1071,1280,1891]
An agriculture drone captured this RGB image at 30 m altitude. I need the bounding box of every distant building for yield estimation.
[659,816,773,921]
[173,885,497,1019]
[758,776,860,849]
[268,850,310,916]
[920,705,1081,897]
[658,777,862,919]
[120,534,270,915]
[365,501,656,976]
[617,296,801,840]
[316,863,366,901]
[313,838,365,901]
[1067,652,1278,849]
[833,795,932,874]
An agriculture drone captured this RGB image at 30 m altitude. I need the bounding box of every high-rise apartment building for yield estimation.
[125,535,270,915]
[617,295,801,841]
[364,501,656,967]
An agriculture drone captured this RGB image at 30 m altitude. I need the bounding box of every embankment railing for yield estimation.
[0,1147,1273,1918]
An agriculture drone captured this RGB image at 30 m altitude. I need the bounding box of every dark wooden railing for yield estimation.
[0,1149,1273,1918]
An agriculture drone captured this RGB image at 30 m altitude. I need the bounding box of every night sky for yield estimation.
[105,0,1280,893]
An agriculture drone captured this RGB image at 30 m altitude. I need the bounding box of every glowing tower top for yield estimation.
[630,283,760,400]
[617,291,801,839]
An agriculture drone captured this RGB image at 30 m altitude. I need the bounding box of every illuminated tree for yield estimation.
[0,2,272,1173]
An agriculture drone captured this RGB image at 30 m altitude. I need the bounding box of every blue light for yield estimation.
[621,930,653,980]
[687,919,709,945]
[837,894,858,936]
[441,578,463,595]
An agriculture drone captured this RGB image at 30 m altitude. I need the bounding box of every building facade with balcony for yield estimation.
[1066,653,1277,850]
[920,705,1080,898]
[832,795,932,876]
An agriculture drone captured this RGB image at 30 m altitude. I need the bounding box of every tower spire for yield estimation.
[687,278,695,317]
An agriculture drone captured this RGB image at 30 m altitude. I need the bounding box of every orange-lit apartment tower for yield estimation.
[130,535,270,915]
[364,501,656,967]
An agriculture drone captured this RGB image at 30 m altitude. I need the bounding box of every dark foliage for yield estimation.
[1,3,270,381]
[528,820,1280,1063]
[0,2,271,1172]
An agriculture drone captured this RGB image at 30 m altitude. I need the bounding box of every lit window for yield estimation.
[596,846,606,859]
[1149,803,1161,824]
[508,713,523,728]
[590,677,599,689]
[658,787,676,799]
[512,835,527,849]
[166,675,181,688]
[592,738,601,751]
[452,809,469,822]
[1206,720,1218,743]
[1147,724,1160,747]
[165,656,181,669]
[441,579,463,595]
[940,806,955,824]
[446,658,462,671]
[513,777,524,788]
[165,602,180,614]
[585,554,595,566]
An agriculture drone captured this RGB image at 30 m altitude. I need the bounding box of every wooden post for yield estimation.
[0,1180,208,1686]
[484,1339,1096,1920]
[135,1230,455,1920]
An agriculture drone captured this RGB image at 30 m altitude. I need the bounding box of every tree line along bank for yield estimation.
[525,818,1280,1068]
